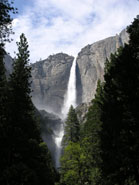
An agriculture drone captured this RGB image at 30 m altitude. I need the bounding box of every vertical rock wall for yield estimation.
[76,29,129,103]
[31,53,74,115]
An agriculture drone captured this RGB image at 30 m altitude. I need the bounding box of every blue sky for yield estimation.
[6,0,139,63]
[13,0,33,15]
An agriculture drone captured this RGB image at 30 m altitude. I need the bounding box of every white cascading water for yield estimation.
[61,59,77,119]
[54,59,77,168]
[54,123,64,168]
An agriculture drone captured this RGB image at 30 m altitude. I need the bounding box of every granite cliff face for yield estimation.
[3,29,130,166]
[38,110,63,165]
[76,102,91,124]
[31,53,74,115]
[4,53,13,75]
[3,30,129,121]
[31,30,129,114]
[76,29,129,103]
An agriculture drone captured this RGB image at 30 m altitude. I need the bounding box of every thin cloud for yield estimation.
[6,0,139,62]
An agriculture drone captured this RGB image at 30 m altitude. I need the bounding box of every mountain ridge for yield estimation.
[76,29,129,104]
[4,29,129,115]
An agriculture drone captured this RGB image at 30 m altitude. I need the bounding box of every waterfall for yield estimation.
[54,123,64,168]
[61,59,77,119]
[54,59,77,168]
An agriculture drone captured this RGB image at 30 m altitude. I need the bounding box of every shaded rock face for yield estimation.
[76,102,91,124]
[76,29,129,103]
[4,53,13,75]
[38,109,63,165]
[31,53,74,115]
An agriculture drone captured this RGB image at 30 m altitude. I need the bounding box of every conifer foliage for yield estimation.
[3,33,55,185]
[1,1,139,184]
[82,17,139,185]
[63,105,80,145]
[58,17,139,185]
[100,17,139,184]
[59,106,82,185]
[0,1,56,184]
[82,80,103,185]
[0,0,17,45]
[0,42,10,185]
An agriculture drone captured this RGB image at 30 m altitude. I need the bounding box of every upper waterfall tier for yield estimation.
[31,53,74,116]
[30,29,129,115]
[61,59,77,119]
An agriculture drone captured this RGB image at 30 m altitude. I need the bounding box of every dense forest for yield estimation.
[58,18,139,185]
[0,1,56,185]
[0,1,139,185]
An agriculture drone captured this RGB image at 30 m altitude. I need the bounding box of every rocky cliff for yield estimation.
[38,109,63,165]
[4,53,13,75]
[31,30,129,114]
[76,29,129,103]
[3,29,130,166]
[31,53,74,115]
[76,102,91,124]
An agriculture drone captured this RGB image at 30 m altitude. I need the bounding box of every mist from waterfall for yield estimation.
[54,123,64,168]
[54,59,77,168]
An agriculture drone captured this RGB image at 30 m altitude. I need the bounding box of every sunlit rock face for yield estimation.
[76,29,129,104]
[3,29,130,168]
[75,102,91,124]
[31,30,129,114]
[31,53,74,115]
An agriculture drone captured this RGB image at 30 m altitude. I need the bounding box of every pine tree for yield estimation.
[0,45,10,185]
[58,106,82,185]
[63,105,80,146]
[0,33,56,185]
[0,0,17,46]
[100,17,139,184]
[0,1,16,182]
[0,0,15,126]
[82,80,103,185]
[0,47,7,122]
[59,142,86,185]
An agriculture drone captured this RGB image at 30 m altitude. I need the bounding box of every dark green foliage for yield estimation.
[73,17,139,185]
[0,0,17,46]
[55,17,139,185]
[9,33,41,143]
[63,105,80,145]
[82,80,103,185]
[0,2,56,184]
[59,107,82,185]
[0,46,10,185]
[0,47,7,121]
[127,17,139,47]
[59,142,87,185]
[100,17,139,184]
[0,34,56,185]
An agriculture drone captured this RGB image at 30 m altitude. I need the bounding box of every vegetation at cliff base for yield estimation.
[58,17,139,185]
[0,1,139,185]
[0,1,56,184]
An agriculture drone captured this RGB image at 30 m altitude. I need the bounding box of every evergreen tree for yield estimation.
[0,0,17,46]
[0,47,7,123]
[100,17,139,184]
[59,142,86,185]
[63,105,80,146]
[58,106,81,185]
[0,45,10,185]
[82,80,103,185]
[0,0,15,128]
[0,0,16,182]
[0,33,56,185]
